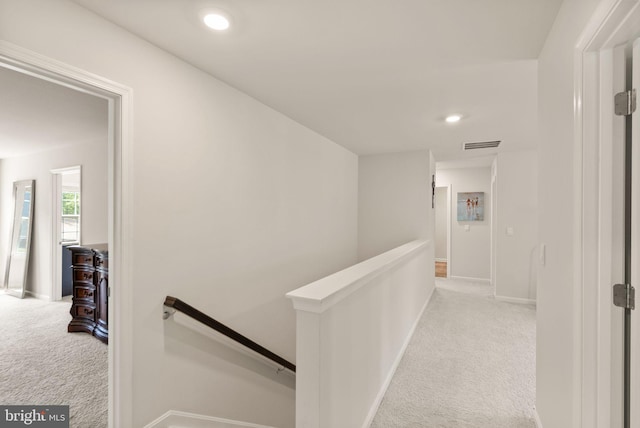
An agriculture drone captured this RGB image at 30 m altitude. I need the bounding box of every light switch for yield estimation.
[464,225,470,231]
[506,227,514,236]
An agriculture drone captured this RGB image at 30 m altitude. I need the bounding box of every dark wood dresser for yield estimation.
[67,244,109,344]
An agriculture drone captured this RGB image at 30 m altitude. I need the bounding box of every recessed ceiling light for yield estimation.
[445,115,462,123]
[203,13,230,31]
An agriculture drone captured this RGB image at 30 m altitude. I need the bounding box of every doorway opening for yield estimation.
[577,1,640,425]
[434,185,450,278]
[51,166,82,299]
[0,41,132,427]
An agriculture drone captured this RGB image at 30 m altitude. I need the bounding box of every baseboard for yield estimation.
[495,295,536,306]
[361,284,435,428]
[143,410,278,428]
[449,275,491,284]
[533,408,543,428]
[435,258,448,262]
[24,290,50,300]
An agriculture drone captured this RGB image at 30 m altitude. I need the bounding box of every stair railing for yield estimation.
[163,296,296,374]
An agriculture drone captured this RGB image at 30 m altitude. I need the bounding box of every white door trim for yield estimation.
[491,161,497,293]
[0,40,134,428]
[576,1,640,426]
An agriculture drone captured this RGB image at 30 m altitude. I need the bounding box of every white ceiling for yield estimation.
[0,66,108,159]
[1,0,562,162]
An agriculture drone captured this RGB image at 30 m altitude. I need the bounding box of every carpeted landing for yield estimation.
[371,278,536,428]
[0,293,107,428]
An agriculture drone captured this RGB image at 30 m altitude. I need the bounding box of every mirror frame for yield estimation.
[4,180,35,298]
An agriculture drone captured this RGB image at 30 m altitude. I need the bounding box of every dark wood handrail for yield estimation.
[164,296,296,373]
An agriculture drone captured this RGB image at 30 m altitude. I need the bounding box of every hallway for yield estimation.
[371,278,536,427]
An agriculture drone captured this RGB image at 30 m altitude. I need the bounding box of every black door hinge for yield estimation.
[614,283,635,310]
[615,89,637,116]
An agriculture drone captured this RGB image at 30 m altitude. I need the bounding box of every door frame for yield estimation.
[0,41,134,428]
[51,165,82,301]
[491,160,497,293]
[434,185,451,278]
[577,1,640,426]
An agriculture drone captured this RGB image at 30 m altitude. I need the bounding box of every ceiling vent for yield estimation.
[462,140,501,151]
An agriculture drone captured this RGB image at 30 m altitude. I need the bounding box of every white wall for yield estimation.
[495,150,538,302]
[358,150,434,261]
[0,140,108,298]
[436,167,491,280]
[537,0,602,426]
[0,1,359,426]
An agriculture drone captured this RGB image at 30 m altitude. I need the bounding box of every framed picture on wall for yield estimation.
[457,192,484,221]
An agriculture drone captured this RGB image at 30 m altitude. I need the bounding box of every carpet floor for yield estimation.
[0,293,108,428]
[371,278,536,428]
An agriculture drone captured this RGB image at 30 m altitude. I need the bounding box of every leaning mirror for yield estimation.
[4,180,35,298]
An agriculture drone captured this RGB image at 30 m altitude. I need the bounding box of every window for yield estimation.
[61,191,80,243]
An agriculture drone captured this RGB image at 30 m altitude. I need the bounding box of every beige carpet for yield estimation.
[371,278,536,427]
[0,293,108,427]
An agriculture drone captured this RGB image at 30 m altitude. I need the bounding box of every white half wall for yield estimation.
[495,150,538,301]
[358,150,434,261]
[0,1,359,426]
[436,167,491,280]
[0,140,108,299]
[287,240,434,428]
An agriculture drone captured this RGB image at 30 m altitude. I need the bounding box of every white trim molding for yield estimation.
[24,290,50,300]
[495,295,536,306]
[534,408,544,428]
[143,410,278,428]
[449,275,491,284]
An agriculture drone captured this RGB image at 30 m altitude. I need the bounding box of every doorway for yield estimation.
[0,41,132,427]
[434,186,450,278]
[578,2,640,426]
[51,166,82,299]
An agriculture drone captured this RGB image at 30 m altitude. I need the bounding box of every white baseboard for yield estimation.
[495,295,536,306]
[361,285,436,428]
[533,408,543,428]
[143,410,277,428]
[24,290,50,300]
[449,275,491,284]
[435,258,448,262]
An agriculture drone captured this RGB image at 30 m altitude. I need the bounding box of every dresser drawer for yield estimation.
[73,286,95,300]
[95,255,108,270]
[73,268,94,283]
[71,304,95,319]
[71,252,94,267]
